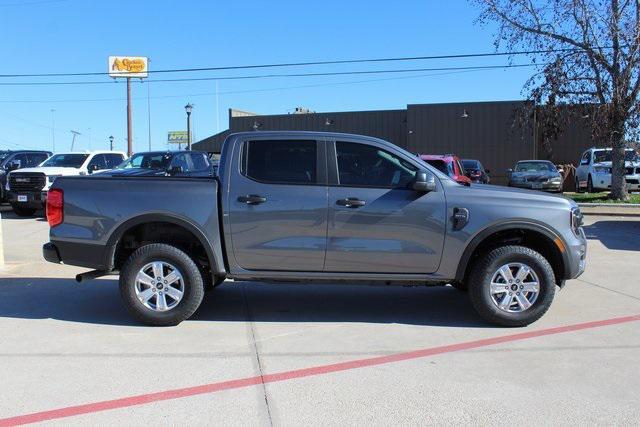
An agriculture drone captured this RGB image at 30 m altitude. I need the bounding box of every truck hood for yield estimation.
[592,161,639,168]
[467,183,576,208]
[11,166,83,176]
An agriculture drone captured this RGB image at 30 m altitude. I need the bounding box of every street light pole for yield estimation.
[109,135,114,151]
[185,103,193,151]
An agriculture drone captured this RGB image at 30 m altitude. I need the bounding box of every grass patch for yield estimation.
[564,192,640,204]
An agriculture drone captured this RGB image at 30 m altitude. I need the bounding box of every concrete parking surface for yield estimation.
[1,205,639,425]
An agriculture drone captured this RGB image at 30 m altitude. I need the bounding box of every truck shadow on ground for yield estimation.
[583,220,640,251]
[0,277,489,328]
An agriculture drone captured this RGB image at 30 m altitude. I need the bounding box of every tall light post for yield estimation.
[185,103,193,151]
[109,135,114,151]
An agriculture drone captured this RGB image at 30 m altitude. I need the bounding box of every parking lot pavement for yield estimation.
[1,206,639,425]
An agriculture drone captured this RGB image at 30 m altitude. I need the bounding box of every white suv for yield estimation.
[6,150,126,216]
[575,147,640,193]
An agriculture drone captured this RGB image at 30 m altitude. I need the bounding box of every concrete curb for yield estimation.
[578,203,640,216]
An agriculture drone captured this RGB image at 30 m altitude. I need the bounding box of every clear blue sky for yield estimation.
[0,0,537,153]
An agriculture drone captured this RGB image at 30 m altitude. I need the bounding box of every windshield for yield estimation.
[593,150,637,163]
[425,159,453,176]
[41,154,89,168]
[462,160,480,170]
[116,152,172,170]
[515,161,557,172]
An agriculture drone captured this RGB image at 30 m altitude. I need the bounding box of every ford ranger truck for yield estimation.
[42,131,587,327]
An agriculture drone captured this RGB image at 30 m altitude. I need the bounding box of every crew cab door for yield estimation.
[324,139,446,273]
[226,137,328,271]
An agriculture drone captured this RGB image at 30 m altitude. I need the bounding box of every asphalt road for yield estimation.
[1,205,639,425]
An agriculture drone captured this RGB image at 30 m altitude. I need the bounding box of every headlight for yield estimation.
[571,207,583,237]
[550,176,562,183]
[594,166,611,174]
[47,175,62,183]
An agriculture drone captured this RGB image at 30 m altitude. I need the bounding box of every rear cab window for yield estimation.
[241,139,318,185]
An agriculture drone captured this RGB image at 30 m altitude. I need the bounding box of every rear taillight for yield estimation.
[47,188,64,227]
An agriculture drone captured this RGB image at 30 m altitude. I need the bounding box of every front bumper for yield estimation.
[509,181,563,192]
[7,190,47,209]
[591,173,640,191]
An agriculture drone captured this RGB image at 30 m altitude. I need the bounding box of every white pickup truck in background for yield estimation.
[6,150,126,216]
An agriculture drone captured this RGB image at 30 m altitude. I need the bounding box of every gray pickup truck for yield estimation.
[43,131,587,327]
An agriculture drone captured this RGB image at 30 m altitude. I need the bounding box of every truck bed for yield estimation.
[48,176,223,271]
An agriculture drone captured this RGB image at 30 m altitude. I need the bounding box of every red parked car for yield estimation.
[419,154,472,186]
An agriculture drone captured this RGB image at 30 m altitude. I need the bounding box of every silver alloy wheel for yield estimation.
[134,261,185,312]
[489,262,540,313]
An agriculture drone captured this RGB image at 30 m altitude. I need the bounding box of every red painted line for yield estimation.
[1,314,639,426]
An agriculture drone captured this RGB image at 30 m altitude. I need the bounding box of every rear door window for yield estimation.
[241,140,317,185]
[190,153,211,172]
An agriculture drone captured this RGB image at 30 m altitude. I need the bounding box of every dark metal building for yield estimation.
[194,101,594,184]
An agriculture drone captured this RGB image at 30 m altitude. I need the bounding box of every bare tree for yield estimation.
[474,0,640,200]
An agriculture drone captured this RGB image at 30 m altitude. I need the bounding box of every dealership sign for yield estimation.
[167,131,189,144]
[108,56,149,78]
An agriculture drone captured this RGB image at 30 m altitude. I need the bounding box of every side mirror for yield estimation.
[7,160,21,171]
[506,168,513,174]
[412,170,437,192]
[168,165,183,175]
[88,164,100,174]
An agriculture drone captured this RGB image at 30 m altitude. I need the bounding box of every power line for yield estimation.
[0,47,591,78]
[0,68,506,104]
[0,62,540,86]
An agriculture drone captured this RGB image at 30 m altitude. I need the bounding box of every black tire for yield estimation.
[587,175,594,193]
[119,243,205,326]
[468,245,556,327]
[11,205,36,217]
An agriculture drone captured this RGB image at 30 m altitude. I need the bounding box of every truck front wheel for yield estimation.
[468,245,556,327]
[119,243,205,326]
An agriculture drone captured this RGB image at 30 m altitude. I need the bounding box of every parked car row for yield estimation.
[2,149,215,217]
[417,154,490,186]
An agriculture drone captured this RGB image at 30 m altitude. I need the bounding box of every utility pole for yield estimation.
[147,82,152,151]
[50,109,56,152]
[127,77,133,156]
[70,130,81,151]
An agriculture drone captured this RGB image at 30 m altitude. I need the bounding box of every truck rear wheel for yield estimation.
[119,243,205,326]
[11,205,37,217]
[468,245,556,327]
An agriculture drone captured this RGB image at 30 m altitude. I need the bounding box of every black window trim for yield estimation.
[238,138,327,187]
[328,139,422,190]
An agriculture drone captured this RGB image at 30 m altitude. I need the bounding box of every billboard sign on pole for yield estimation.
[108,56,149,78]
[167,131,189,145]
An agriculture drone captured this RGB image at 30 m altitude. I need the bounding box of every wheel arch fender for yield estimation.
[104,213,225,275]
[455,219,571,284]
